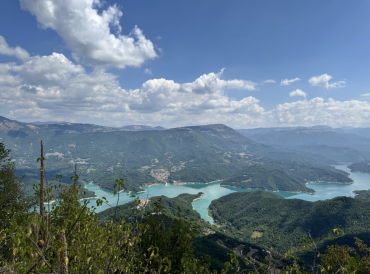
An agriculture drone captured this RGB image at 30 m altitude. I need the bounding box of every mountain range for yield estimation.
[237,126,370,164]
[0,116,356,195]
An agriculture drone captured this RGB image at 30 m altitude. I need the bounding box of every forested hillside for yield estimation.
[348,161,370,173]
[209,190,370,253]
[0,117,352,195]
[98,192,207,224]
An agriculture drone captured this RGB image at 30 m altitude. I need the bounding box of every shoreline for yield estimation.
[191,193,205,210]
[44,195,98,205]
[222,184,316,195]
[172,179,222,186]
[140,179,222,189]
[306,180,353,185]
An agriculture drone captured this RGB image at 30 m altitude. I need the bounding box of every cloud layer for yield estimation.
[20,0,157,68]
[0,33,366,128]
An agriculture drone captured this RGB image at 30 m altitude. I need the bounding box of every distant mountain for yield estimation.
[342,128,370,138]
[353,189,370,200]
[119,125,166,131]
[208,190,370,253]
[237,126,370,164]
[0,117,352,194]
[348,161,370,173]
[28,121,65,125]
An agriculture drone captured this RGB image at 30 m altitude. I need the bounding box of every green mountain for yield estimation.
[0,116,352,195]
[208,190,370,253]
[348,161,370,173]
[98,192,206,224]
[353,189,370,200]
[97,192,272,273]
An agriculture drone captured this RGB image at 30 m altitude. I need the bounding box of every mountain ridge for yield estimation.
[0,116,352,194]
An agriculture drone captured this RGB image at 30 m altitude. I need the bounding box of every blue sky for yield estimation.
[0,0,369,128]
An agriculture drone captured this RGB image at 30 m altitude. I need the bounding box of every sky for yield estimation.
[0,0,370,128]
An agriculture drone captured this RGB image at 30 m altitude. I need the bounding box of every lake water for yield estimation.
[83,165,370,224]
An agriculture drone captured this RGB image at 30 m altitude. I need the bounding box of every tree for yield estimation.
[0,141,31,231]
[1,149,227,273]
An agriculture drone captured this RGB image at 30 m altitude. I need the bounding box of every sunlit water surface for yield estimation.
[82,165,370,224]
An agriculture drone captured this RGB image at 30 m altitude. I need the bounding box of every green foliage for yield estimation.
[320,237,370,273]
[138,199,215,274]
[1,173,227,273]
[0,142,32,231]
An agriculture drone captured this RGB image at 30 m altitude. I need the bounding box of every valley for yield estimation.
[2,116,370,265]
[0,117,355,197]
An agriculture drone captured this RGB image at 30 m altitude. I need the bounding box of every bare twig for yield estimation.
[27,237,56,274]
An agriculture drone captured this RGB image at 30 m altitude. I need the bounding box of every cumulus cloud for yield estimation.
[263,79,275,84]
[0,74,20,87]
[280,78,300,86]
[0,36,30,61]
[0,57,266,127]
[308,74,345,89]
[144,68,152,75]
[361,93,370,97]
[11,53,85,87]
[179,69,257,94]
[1,47,369,128]
[271,98,370,127]
[20,0,157,68]
[289,89,307,98]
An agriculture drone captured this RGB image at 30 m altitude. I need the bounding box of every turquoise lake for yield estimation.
[83,165,370,224]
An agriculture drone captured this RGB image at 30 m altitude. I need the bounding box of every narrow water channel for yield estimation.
[83,164,370,224]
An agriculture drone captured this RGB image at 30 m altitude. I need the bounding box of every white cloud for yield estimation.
[144,68,152,75]
[157,36,162,40]
[0,59,264,127]
[271,98,370,127]
[0,36,30,61]
[360,93,370,97]
[1,48,369,128]
[0,74,20,87]
[289,89,307,98]
[20,0,157,68]
[308,74,345,89]
[280,78,300,86]
[263,79,275,84]
[179,69,257,94]
[11,53,85,87]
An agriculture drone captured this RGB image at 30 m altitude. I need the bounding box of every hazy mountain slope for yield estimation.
[237,126,370,164]
[209,190,370,252]
[348,161,370,173]
[0,117,351,194]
